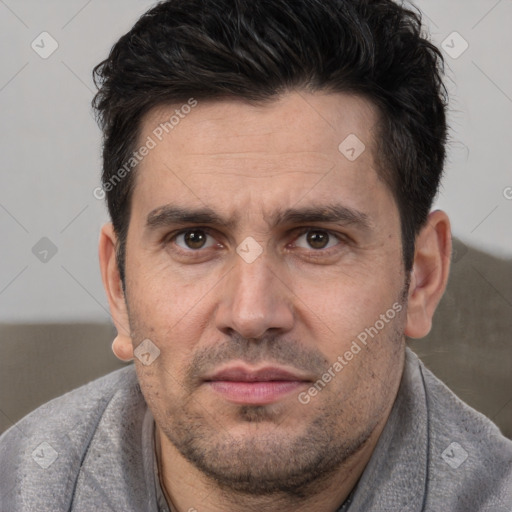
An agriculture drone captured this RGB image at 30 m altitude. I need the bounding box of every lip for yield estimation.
[204,365,311,405]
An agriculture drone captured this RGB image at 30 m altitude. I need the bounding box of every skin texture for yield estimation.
[99,90,451,512]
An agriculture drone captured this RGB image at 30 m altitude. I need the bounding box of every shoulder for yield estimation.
[0,365,141,510]
[413,352,512,510]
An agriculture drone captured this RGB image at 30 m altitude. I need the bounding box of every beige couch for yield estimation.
[1,239,510,438]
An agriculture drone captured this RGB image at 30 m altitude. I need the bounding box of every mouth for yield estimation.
[204,365,312,405]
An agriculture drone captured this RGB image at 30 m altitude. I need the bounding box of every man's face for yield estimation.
[123,91,408,494]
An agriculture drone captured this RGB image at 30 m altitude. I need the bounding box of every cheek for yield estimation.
[124,272,215,391]
[305,279,406,396]
[135,365,183,430]
[128,262,219,330]
[299,263,403,335]
[315,308,405,419]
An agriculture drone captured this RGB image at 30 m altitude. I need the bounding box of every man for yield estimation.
[1,0,511,510]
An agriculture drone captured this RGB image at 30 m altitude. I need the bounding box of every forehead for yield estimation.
[143,91,378,160]
[130,91,387,224]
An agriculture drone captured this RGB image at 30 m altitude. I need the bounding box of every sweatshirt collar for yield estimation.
[343,348,428,511]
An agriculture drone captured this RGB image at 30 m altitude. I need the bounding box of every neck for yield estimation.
[154,416,387,512]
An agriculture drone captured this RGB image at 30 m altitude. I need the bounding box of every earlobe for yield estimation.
[98,223,132,350]
[112,335,134,362]
[405,210,452,339]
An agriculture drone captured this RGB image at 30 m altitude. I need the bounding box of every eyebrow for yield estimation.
[145,203,372,233]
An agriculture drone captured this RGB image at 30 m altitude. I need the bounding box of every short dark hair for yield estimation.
[92,0,448,286]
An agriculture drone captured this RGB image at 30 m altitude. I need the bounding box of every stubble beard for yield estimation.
[154,324,404,500]
[128,284,408,500]
[158,394,379,499]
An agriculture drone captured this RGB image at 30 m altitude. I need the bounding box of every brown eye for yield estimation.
[185,231,206,249]
[175,230,214,250]
[294,229,340,251]
[306,230,330,249]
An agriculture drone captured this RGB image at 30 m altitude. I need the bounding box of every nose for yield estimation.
[214,250,295,340]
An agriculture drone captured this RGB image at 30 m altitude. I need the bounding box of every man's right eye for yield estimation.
[173,229,218,250]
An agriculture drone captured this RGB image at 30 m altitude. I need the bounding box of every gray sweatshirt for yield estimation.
[0,348,511,511]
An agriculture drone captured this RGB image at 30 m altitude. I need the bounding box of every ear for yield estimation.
[405,210,452,339]
[98,223,134,361]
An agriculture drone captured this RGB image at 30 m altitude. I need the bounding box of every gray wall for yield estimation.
[0,0,511,323]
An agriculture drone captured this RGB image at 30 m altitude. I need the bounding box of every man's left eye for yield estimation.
[293,230,340,250]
